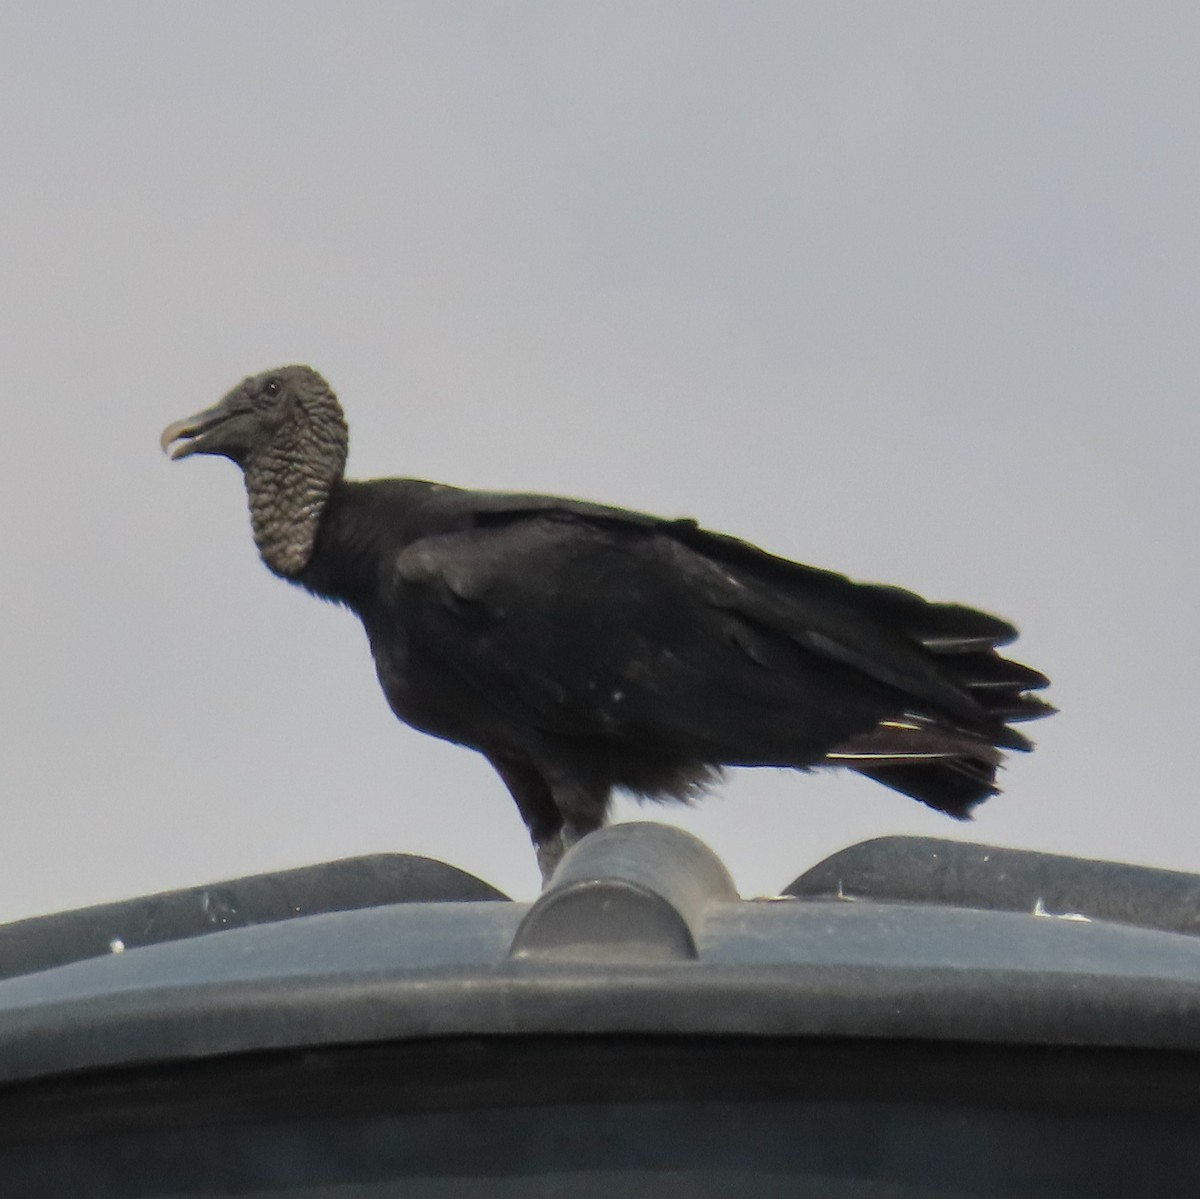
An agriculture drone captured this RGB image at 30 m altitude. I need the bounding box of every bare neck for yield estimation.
[244,416,347,578]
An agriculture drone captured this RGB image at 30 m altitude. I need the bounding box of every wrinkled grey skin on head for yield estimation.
[161,366,349,577]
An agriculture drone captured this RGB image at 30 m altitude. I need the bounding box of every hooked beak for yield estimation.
[160,400,239,461]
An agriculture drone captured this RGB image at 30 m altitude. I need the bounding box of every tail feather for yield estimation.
[827,715,1007,764]
[930,643,1053,725]
[937,651,1049,691]
[702,539,1054,818]
[872,592,1054,727]
[829,716,1006,817]
[853,760,998,819]
[856,586,1019,650]
[825,619,1049,818]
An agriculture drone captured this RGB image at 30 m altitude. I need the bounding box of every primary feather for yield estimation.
[162,365,1053,879]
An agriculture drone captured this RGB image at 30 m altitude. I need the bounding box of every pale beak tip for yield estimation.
[160,419,189,457]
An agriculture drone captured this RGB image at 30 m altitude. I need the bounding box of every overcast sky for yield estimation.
[2,2,1197,920]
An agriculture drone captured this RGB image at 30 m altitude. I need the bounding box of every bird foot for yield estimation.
[534,822,592,887]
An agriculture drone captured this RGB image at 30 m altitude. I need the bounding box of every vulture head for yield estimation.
[161,365,349,577]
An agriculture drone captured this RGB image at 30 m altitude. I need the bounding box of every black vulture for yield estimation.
[162,366,1052,880]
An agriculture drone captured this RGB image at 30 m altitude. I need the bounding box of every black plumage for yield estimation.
[162,366,1052,879]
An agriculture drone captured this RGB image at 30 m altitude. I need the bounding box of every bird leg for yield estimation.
[534,832,569,884]
[486,754,568,885]
[532,818,598,884]
[540,790,607,883]
[486,754,607,885]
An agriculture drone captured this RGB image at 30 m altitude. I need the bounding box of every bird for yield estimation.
[162,365,1052,881]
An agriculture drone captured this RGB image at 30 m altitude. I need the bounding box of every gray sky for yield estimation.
[2,2,1197,921]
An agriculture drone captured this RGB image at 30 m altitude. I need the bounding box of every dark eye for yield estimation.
[263,378,282,398]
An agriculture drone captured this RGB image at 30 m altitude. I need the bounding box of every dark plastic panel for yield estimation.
[788,836,1200,937]
[0,854,507,981]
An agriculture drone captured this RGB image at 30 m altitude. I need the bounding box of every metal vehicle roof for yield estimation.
[1,821,1198,1086]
